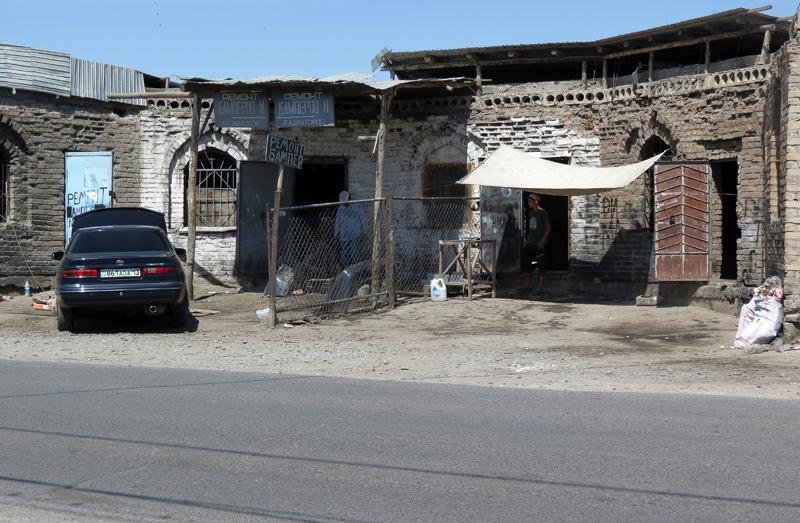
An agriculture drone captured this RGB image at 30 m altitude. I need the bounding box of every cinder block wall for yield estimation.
[0,92,141,287]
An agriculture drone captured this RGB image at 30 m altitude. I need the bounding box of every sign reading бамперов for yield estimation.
[265,135,305,170]
[214,92,268,128]
[274,91,334,128]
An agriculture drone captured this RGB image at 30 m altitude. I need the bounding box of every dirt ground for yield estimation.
[2,283,800,400]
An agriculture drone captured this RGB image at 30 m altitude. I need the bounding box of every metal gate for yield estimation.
[654,162,710,281]
[236,161,294,276]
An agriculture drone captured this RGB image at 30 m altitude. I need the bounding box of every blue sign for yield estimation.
[274,91,335,128]
[64,151,113,243]
[214,92,269,128]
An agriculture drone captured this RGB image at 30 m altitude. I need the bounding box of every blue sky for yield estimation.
[2,1,798,80]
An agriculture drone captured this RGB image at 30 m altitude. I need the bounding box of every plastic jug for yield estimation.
[430,278,447,302]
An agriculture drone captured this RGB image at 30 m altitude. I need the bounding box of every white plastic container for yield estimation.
[430,278,447,302]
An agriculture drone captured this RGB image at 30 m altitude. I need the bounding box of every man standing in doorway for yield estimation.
[522,193,550,292]
[335,190,369,269]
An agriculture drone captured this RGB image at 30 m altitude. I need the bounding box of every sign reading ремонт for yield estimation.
[214,92,269,128]
[274,91,334,128]
[265,135,305,170]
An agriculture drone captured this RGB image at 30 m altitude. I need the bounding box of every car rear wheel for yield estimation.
[56,304,73,331]
[169,298,190,327]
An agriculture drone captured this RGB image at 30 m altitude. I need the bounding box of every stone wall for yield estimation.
[468,61,777,287]
[0,91,141,287]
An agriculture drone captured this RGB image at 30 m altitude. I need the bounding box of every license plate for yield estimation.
[100,268,140,278]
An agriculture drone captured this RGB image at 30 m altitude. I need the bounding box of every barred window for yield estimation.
[0,149,8,222]
[184,148,238,227]
[422,164,468,199]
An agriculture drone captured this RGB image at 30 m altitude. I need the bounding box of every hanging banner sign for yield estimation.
[265,135,305,169]
[64,151,113,244]
[214,92,269,128]
[274,91,335,128]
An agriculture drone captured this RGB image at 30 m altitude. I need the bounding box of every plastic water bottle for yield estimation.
[23,281,30,297]
[430,278,447,302]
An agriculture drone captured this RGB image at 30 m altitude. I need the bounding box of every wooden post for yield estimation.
[602,59,608,88]
[185,92,200,301]
[491,240,497,299]
[267,164,285,329]
[466,241,473,300]
[581,60,587,86]
[371,89,394,299]
[648,52,654,83]
[759,28,773,64]
[475,63,483,95]
[385,192,395,309]
[704,41,711,74]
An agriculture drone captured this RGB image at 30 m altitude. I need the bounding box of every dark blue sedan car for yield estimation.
[52,208,188,331]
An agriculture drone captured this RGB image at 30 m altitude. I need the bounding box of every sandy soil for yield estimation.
[2,285,799,399]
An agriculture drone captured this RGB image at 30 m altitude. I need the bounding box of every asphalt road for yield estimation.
[1,361,799,522]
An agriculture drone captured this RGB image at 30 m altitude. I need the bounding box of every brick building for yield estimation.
[382,7,800,308]
[4,7,800,311]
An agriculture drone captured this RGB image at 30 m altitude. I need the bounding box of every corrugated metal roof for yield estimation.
[0,44,71,96]
[71,58,146,105]
[182,73,471,93]
[0,43,147,105]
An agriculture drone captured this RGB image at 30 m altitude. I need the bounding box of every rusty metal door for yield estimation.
[654,162,710,281]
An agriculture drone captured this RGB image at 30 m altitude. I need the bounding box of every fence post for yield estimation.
[385,193,395,309]
[268,190,282,329]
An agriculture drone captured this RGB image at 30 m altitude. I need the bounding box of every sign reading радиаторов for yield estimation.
[274,91,334,128]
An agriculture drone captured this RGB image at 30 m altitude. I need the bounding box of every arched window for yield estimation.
[640,136,672,231]
[183,148,238,227]
[0,147,8,222]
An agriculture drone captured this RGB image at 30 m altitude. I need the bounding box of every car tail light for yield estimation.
[142,266,179,275]
[63,268,98,278]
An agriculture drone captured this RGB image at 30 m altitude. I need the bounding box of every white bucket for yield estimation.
[430,278,447,302]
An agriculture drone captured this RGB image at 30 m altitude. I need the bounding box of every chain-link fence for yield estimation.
[270,198,389,320]
[268,196,485,322]
[392,197,481,296]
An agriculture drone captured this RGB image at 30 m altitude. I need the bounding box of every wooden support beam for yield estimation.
[581,60,587,85]
[185,92,200,301]
[267,163,284,329]
[388,54,601,72]
[759,28,773,64]
[371,89,395,300]
[108,90,191,99]
[705,41,711,74]
[602,59,608,88]
[605,26,772,59]
[475,62,483,95]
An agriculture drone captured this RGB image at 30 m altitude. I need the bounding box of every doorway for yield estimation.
[293,159,347,206]
[711,161,740,280]
[523,192,569,271]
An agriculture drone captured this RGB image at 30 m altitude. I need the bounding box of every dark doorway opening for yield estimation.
[712,161,740,280]
[640,136,673,231]
[523,191,570,271]
[293,159,347,206]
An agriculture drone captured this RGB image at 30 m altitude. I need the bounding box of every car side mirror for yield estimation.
[51,251,64,261]
[174,248,186,261]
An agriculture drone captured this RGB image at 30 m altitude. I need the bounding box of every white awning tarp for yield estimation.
[458,145,665,196]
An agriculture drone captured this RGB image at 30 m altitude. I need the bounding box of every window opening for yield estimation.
[422,164,468,199]
[183,148,238,227]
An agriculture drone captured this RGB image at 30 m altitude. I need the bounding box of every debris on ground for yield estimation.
[735,276,784,350]
[31,297,55,312]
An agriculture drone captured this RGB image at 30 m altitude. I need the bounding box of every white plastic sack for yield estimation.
[735,294,784,350]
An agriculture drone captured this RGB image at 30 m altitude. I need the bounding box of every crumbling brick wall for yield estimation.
[468,62,774,286]
[0,91,141,287]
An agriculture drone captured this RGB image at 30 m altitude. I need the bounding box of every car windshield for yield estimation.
[69,228,168,254]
